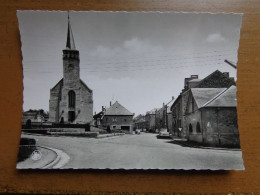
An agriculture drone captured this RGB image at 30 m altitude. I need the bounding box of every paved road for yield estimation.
[22,133,244,170]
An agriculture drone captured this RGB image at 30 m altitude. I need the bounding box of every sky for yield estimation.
[18,11,242,116]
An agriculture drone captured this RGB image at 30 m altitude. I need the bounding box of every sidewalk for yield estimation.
[171,136,241,151]
[16,146,57,169]
[16,145,70,169]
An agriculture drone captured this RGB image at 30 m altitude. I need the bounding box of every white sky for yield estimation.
[18,11,242,116]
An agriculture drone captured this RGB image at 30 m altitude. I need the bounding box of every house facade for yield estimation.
[102,101,134,133]
[22,109,48,126]
[171,70,236,139]
[184,86,240,147]
[134,114,146,130]
[155,97,174,132]
[145,108,159,132]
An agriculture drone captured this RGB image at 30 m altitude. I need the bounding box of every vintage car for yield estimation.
[157,129,172,139]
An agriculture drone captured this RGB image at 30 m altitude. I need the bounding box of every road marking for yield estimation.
[40,146,70,169]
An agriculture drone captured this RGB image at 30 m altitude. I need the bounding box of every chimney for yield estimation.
[163,102,165,107]
[191,75,198,79]
[110,101,112,106]
[223,72,229,77]
[172,96,174,100]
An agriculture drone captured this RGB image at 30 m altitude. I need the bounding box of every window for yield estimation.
[196,122,201,133]
[121,126,130,130]
[189,123,193,133]
[68,90,76,108]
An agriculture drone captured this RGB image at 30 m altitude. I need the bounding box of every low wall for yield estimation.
[188,134,203,143]
[47,131,99,137]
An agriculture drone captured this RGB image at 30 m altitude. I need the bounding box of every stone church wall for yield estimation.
[76,83,93,123]
[58,81,93,124]
[49,81,62,123]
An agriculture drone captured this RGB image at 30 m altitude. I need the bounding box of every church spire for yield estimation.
[66,12,76,50]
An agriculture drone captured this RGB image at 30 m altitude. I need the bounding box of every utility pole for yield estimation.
[166,104,168,132]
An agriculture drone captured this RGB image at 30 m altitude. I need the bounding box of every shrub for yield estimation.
[17,145,37,162]
[19,137,36,145]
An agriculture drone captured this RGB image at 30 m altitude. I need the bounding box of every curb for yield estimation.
[38,146,70,169]
[97,133,125,139]
[172,140,241,151]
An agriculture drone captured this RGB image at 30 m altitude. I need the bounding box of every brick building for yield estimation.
[49,16,93,124]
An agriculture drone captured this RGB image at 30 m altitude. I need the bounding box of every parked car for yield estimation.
[157,129,172,139]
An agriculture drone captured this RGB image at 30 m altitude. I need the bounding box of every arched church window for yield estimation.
[189,123,193,133]
[196,122,201,133]
[68,90,76,108]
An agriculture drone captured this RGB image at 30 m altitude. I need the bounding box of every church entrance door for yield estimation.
[68,111,75,122]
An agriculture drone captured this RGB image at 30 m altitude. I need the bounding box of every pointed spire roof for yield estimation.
[66,12,76,50]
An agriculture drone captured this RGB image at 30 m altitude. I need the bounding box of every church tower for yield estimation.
[49,13,93,124]
[63,14,80,87]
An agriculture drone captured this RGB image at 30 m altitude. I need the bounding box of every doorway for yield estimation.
[68,111,75,122]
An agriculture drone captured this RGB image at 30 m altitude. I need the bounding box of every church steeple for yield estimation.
[66,13,76,50]
[62,12,80,84]
[63,12,79,61]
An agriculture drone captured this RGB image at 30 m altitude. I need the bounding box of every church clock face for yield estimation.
[68,64,74,71]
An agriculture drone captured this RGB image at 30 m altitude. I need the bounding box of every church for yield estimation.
[48,16,93,124]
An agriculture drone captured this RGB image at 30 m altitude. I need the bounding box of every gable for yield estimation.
[191,88,226,109]
[105,101,133,116]
[50,78,63,92]
[185,94,197,114]
[204,86,237,107]
[80,79,93,93]
[195,70,235,88]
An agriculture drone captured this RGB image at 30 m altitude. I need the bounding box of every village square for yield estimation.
[17,12,244,170]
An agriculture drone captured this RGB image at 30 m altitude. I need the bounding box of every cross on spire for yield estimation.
[66,11,76,50]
